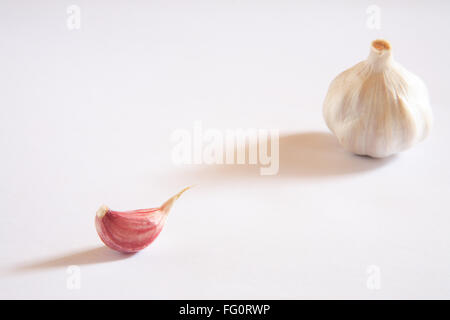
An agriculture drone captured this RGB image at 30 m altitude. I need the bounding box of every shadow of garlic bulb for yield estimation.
[323,39,433,158]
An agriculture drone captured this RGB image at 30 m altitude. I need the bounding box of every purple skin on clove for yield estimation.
[95,187,190,253]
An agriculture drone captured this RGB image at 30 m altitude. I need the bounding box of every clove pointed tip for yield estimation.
[160,186,192,214]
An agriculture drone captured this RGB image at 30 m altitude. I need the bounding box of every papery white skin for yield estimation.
[323,40,433,158]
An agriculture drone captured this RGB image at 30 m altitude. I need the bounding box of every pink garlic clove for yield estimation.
[95,187,190,253]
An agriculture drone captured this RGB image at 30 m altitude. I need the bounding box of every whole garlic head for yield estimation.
[323,40,433,158]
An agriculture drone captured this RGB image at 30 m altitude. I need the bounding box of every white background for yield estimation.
[1,0,449,299]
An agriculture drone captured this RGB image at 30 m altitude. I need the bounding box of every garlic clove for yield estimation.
[323,39,433,158]
[95,187,191,253]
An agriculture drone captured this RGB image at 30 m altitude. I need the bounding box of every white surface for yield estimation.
[1,0,450,299]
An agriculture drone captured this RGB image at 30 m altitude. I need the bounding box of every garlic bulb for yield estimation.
[323,40,433,158]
